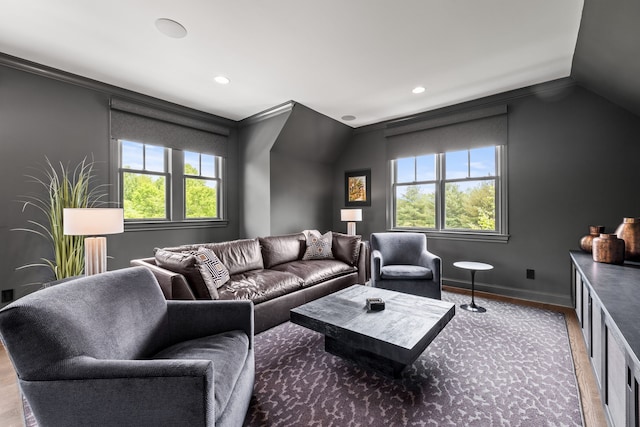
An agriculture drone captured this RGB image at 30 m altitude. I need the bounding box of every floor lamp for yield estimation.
[63,208,124,275]
[340,209,362,236]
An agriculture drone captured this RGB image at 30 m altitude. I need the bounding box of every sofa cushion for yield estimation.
[207,239,264,276]
[259,233,305,268]
[332,232,362,266]
[271,260,357,287]
[155,249,214,299]
[217,270,303,304]
[169,239,264,276]
[193,247,230,291]
[381,265,433,280]
[153,331,249,420]
[302,231,334,260]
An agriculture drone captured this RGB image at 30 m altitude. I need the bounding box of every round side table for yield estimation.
[453,261,494,313]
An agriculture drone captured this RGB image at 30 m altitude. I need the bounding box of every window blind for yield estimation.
[110,98,228,157]
[385,105,507,159]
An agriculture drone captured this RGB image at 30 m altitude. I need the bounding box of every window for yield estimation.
[116,139,224,224]
[395,155,437,228]
[120,140,168,220]
[110,98,229,229]
[184,151,221,219]
[392,145,507,240]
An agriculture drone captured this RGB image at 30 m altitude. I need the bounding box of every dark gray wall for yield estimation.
[240,102,352,237]
[333,79,640,306]
[238,106,292,238]
[572,0,640,118]
[270,104,352,234]
[270,151,334,233]
[0,62,239,304]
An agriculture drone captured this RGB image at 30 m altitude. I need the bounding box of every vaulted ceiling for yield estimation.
[0,1,587,127]
[571,0,640,119]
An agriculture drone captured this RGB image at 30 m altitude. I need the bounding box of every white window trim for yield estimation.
[387,145,509,243]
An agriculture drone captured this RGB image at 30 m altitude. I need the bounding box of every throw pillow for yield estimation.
[332,232,362,266]
[302,231,334,260]
[193,247,231,293]
[302,229,321,240]
[154,248,214,299]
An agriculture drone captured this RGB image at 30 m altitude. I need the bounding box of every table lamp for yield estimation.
[340,209,362,236]
[63,208,124,275]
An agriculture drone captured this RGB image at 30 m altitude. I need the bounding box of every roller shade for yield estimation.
[385,105,507,159]
[110,98,228,157]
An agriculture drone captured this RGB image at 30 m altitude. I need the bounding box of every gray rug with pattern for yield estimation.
[244,291,583,426]
[23,291,583,426]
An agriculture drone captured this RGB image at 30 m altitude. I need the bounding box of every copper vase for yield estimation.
[615,217,640,261]
[592,234,625,265]
[580,225,605,253]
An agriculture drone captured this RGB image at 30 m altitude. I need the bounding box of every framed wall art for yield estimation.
[344,169,371,207]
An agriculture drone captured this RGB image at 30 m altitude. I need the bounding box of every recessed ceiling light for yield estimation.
[155,18,187,39]
[341,115,356,121]
[412,86,426,94]
[214,76,230,85]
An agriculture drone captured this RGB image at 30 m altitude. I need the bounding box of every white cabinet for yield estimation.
[575,268,582,322]
[635,368,639,427]
[571,251,640,427]
[606,328,626,427]
[591,299,603,388]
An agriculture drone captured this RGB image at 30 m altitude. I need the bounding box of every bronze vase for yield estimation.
[580,225,605,253]
[592,234,625,265]
[615,217,640,261]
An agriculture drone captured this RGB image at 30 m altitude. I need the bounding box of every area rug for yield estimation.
[244,291,583,426]
[23,292,583,426]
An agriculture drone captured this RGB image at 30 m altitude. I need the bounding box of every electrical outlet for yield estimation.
[1,289,14,303]
[526,269,535,280]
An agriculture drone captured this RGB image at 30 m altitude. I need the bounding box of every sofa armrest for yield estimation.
[418,250,442,284]
[167,300,254,348]
[23,356,214,426]
[371,249,384,283]
[49,355,212,380]
[356,241,370,283]
[131,258,196,300]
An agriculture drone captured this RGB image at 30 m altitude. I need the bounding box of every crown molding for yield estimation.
[0,52,236,129]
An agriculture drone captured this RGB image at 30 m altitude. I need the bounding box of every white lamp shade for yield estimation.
[63,208,124,236]
[340,209,362,222]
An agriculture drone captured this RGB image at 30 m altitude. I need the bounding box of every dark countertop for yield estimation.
[570,251,640,365]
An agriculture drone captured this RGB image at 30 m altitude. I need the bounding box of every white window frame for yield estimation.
[389,145,509,243]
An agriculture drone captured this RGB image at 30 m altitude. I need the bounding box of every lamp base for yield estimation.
[85,236,107,276]
[347,222,356,236]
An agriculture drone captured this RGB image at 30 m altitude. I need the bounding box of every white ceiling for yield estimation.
[0,0,584,127]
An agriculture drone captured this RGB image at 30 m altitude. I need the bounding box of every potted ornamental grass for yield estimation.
[14,157,108,280]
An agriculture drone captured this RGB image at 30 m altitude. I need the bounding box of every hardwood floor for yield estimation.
[0,344,23,426]
[0,287,607,427]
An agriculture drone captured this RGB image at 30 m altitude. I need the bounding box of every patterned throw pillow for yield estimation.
[191,247,230,295]
[155,248,212,299]
[302,231,334,260]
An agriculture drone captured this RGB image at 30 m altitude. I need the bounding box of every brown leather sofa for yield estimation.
[131,232,368,333]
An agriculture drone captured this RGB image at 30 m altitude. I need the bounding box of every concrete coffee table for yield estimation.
[290,285,455,377]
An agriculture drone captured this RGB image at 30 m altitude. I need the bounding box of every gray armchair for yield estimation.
[370,232,442,299]
[0,267,254,427]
